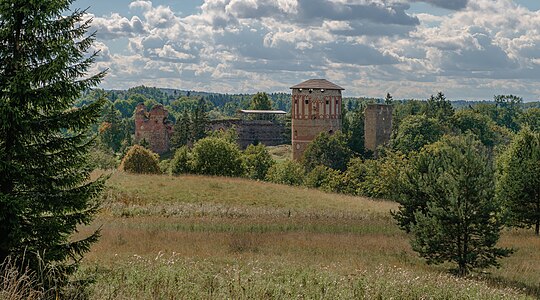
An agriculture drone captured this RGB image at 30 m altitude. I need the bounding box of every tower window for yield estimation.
[305,100,309,104]
[335,100,339,105]
[326,100,329,105]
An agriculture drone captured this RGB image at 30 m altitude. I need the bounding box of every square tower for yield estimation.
[290,79,344,160]
[364,104,393,156]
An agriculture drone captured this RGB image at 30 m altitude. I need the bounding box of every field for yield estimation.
[77,172,540,299]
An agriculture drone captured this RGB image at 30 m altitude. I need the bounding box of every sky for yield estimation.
[73,0,540,101]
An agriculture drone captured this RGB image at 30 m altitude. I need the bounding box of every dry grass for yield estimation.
[78,172,540,299]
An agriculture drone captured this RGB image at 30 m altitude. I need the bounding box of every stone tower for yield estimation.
[290,79,344,160]
[134,103,173,154]
[364,104,393,155]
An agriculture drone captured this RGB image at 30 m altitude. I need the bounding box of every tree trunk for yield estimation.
[536,220,539,236]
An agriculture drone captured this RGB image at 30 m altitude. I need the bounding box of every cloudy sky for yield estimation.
[74,0,540,101]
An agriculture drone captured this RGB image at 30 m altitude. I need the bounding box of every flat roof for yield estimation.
[239,110,287,114]
[290,79,344,90]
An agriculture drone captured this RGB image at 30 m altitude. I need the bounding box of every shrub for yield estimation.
[169,146,192,175]
[243,144,275,180]
[304,165,352,194]
[265,160,305,186]
[88,146,119,170]
[120,145,161,174]
[190,137,244,177]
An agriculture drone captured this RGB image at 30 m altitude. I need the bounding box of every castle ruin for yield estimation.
[134,103,173,154]
[290,79,344,160]
[364,104,393,155]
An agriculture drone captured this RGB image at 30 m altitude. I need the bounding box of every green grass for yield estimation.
[267,144,292,162]
[79,171,540,299]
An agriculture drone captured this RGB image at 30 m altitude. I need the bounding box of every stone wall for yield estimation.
[134,104,173,154]
[364,104,393,155]
[291,89,342,160]
[209,119,287,148]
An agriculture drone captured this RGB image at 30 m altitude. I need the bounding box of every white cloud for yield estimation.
[87,0,540,100]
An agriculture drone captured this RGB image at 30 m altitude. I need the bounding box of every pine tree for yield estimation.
[250,92,273,110]
[0,0,106,291]
[497,127,540,235]
[384,93,393,105]
[394,135,512,275]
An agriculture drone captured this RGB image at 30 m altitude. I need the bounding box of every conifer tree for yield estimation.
[191,98,208,142]
[170,110,191,150]
[0,0,106,291]
[394,135,512,275]
[497,127,540,235]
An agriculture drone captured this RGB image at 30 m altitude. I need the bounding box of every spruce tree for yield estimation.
[0,0,106,290]
[170,110,191,150]
[191,98,208,142]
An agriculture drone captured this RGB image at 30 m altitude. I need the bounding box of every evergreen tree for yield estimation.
[384,93,393,105]
[0,0,106,292]
[99,102,125,152]
[394,135,512,275]
[494,95,523,132]
[424,92,454,123]
[191,98,208,142]
[497,127,540,235]
[250,92,273,110]
[170,110,191,150]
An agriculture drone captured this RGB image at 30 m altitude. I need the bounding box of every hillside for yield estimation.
[76,172,540,299]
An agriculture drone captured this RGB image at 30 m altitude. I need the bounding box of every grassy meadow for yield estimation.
[77,172,540,299]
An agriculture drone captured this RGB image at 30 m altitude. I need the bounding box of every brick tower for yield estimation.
[364,104,393,156]
[290,79,344,160]
[134,103,173,154]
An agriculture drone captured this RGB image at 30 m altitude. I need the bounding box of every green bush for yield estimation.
[170,146,192,175]
[346,152,407,199]
[191,137,244,177]
[265,160,305,186]
[159,159,171,174]
[120,145,161,174]
[304,165,352,194]
[88,146,119,170]
[243,144,275,180]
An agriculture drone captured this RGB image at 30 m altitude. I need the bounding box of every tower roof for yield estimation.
[290,79,344,90]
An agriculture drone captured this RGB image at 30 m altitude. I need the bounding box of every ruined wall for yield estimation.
[291,89,342,160]
[364,104,393,155]
[209,119,287,148]
[134,104,173,154]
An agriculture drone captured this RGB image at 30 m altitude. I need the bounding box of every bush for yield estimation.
[88,146,119,170]
[304,165,352,194]
[159,159,171,174]
[191,137,244,177]
[243,144,275,180]
[169,146,192,175]
[119,145,161,174]
[265,160,305,186]
[346,152,407,199]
